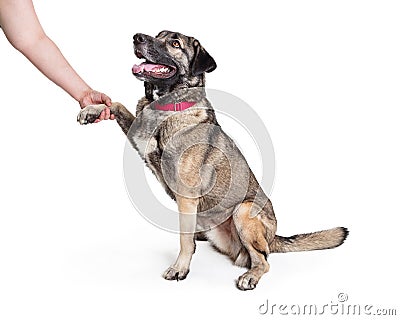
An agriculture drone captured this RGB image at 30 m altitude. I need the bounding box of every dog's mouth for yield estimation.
[132,49,177,79]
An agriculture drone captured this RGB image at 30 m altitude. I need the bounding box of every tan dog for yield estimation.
[78,31,348,290]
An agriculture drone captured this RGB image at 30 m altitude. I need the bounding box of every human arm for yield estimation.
[0,0,114,120]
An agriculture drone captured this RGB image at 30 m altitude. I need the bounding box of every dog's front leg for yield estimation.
[77,102,135,135]
[163,196,198,281]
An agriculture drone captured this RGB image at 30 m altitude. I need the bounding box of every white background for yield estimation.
[1,0,399,319]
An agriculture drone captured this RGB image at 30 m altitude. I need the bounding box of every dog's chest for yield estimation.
[132,135,157,158]
[130,108,167,158]
[130,109,176,198]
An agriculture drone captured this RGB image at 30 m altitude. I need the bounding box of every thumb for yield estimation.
[102,93,112,107]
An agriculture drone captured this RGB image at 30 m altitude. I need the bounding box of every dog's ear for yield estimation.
[156,30,170,38]
[190,40,217,76]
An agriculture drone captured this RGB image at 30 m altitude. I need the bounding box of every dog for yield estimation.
[77,31,348,290]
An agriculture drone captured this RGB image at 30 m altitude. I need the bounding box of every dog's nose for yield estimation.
[133,33,147,45]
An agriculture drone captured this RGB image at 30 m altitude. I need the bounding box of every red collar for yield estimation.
[154,101,196,112]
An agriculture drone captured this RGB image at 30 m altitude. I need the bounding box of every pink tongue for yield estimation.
[132,62,166,73]
[132,64,144,73]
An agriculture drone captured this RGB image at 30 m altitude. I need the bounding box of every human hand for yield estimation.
[79,90,115,123]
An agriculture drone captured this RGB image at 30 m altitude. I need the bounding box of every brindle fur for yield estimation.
[78,31,348,290]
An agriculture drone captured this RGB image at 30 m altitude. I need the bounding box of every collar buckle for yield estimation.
[174,102,181,111]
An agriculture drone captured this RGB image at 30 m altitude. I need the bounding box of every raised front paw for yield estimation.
[162,265,190,281]
[77,104,107,125]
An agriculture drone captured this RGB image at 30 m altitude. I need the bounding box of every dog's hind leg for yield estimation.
[77,102,135,135]
[206,217,250,268]
[163,196,198,281]
[233,202,271,290]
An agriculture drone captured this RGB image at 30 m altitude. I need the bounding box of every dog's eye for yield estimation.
[171,40,181,49]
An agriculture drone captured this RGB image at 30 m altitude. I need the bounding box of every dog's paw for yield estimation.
[162,266,190,281]
[236,272,259,291]
[77,104,107,125]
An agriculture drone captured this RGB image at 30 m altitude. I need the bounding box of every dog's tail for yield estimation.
[270,227,349,253]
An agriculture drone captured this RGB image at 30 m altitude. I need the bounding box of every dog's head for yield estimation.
[132,30,216,99]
